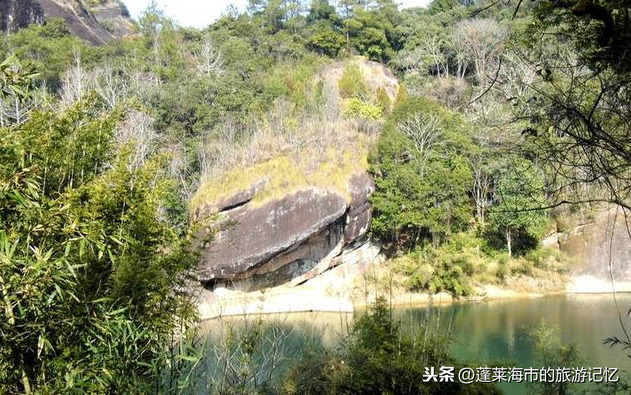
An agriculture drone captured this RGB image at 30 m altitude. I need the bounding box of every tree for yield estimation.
[470,154,491,225]
[514,0,631,210]
[308,0,338,22]
[340,0,401,62]
[0,58,198,393]
[369,97,474,247]
[138,0,174,63]
[397,113,441,173]
[60,51,90,106]
[487,156,548,257]
[428,0,460,15]
[451,18,506,85]
[193,35,225,78]
[306,23,346,56]
[3,18,88,90]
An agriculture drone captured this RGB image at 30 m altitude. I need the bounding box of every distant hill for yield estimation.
[0,0,134,45]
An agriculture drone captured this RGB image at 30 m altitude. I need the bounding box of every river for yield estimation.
[397,294,631,393]
[202,293,631,393]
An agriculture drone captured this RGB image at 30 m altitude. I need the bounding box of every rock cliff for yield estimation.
[194,171,375,290]
[550,206,631,292]
[0,0,44,33]
[190,58,397,297]
[0,0,132,44]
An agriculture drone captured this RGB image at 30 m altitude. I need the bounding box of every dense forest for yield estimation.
[1,0,631,393]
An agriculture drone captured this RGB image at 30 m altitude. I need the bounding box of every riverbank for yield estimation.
[195,248,571,320]
[197,275,631,320]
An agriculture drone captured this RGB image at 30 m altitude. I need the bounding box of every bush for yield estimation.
[524,247,563,269]
[283,298,501,394]
[199,318,321,394]
[395,245,476,297]
[338,63,368,98]
[343,97,383,120]
[376,86,391,112]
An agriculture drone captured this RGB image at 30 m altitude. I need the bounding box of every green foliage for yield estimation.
[0,55,40,126]
[518,0,631,214]
[392,229,568,295]
[306,22,346,57]
[283,298,500,394]
[342,1,402,62]
[486,155,549,257]
[0,69,197,392]
[399,246,475,297]
[338,63,368,98]
[0,55,39,99]
[16,97,119,195]
[528,322,587,395]
[3,19,92,89]
[369,97,474,247]
[428,0,460,15]
[376,86,391,112]
[394,232,490,297]
[0,0,600,390]
[344,97,382,120]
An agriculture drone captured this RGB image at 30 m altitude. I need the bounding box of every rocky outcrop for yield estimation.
[195,172,376,290]
[0,0,132,44]
[0,0,44,33]
[345,172,374,243]
[90,0,133,39]
[552,206,631,292]
[558,208,631,280]
[196,242,382,319]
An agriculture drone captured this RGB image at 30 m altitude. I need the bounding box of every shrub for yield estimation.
[283,298,501,394]
[343,97,383,120]
[376,86,392,112]
[338,63,368,98]
[396,245,475,297]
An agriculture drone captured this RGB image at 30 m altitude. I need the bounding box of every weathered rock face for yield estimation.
[558,208,631,281]
[91,0,133,39]
[346,172,375,243]
[0,0,132,44]
[196,172,376,289]
[0,0,44,33]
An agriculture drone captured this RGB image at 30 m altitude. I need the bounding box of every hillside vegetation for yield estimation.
[1,0,630,392]
[190,58,398,213]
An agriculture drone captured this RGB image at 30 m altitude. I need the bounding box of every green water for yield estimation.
[394,294,631,393]
[202,294,631,393]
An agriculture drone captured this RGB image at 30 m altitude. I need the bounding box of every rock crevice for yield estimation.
[195,172,375,290]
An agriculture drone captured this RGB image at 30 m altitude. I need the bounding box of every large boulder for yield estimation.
[345,172,375,243]
[195,172,375,287]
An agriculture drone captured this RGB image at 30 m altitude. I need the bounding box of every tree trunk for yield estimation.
[506,228,512,258]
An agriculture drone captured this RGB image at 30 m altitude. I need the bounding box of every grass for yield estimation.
[190,142,370,214]
[190,57,396,218]
[368,231,572,298]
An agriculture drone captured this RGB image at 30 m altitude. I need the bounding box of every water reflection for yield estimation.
[201,294,631,394]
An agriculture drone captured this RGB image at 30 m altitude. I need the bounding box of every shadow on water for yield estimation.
[194,294,631,394]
